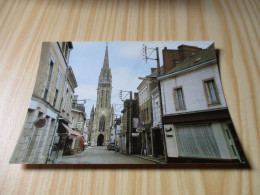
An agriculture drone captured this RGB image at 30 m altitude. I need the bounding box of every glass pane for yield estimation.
[177,89,184,108]
[176,124,221,159]
[207,81,217,103]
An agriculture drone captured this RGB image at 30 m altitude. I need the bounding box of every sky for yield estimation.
[69,41,213,118]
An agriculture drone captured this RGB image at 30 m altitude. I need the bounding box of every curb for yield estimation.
[133,155,166,164]
[62,148,89,159]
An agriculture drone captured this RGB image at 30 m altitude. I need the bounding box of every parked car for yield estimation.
[115,145,120,152]
[107,142,116,150]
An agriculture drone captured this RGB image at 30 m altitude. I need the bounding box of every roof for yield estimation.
[167,43,216,74]
[68,66,78,89]
[148,66,164,78]
[137,66,163,90]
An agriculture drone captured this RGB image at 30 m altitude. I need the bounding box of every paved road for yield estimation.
[60,146,154,164]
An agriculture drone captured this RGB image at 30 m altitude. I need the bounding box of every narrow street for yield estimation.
[60,146,155,164]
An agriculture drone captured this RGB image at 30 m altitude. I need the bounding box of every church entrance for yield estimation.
[97,134,104,146]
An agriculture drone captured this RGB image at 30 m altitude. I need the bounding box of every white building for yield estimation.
[151,87,161,128]
[158,44,242,162]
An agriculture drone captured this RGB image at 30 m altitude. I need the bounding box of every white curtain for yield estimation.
[175,124,221,159]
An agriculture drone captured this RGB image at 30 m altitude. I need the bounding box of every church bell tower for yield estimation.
[91,43,112,146]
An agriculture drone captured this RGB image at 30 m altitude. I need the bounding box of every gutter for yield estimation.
[158,59,216,81]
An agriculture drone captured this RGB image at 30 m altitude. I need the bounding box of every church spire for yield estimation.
[99,43,112,84]
[103,42,109,67]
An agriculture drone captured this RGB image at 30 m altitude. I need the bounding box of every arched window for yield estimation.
[99,117,105,132]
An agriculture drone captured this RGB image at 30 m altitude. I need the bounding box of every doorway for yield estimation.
[153,128,164,157]
[97,134,104,146]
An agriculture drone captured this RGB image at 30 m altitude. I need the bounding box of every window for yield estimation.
[56,71,62,90]
[101,91,103,107]
[72,117,74,127]
[53,71,62,107]
[175,124,221,159]
[146,108,149,123]
[77,122,83,129]
[204,79,220,105]
[65,46,69,61]
[62,42,69,62]
[44,59,54,100]
[99,117,105,132]
[62,42,66,53]
[105,91,108,107]
[53,89,59,107]
[174,87,185,110]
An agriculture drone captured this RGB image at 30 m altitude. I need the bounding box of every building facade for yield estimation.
[54,65,78,161]
[121,94,140,154]
[68,95,86,154]
[91,45,112,146]
[88,105,95,143]
[10,42,74,164]
[137,69,158,156]
[159,44,243,162]
[150,86,164,158]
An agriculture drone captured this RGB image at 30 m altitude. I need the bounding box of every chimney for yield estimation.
[162,48,179,74]
[134,92,139,100]
[151,68,157,73]
[178,45,202,62]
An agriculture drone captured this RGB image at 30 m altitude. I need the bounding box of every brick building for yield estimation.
[162,45,202,74]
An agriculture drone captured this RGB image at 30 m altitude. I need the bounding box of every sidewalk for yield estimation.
[133,154,166,164]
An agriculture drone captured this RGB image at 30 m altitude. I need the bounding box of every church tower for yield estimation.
[91,43,112,146]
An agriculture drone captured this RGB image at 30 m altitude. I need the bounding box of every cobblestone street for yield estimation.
[60,146,155,164]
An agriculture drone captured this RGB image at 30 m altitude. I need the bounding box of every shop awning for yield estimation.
[61,123,83,139]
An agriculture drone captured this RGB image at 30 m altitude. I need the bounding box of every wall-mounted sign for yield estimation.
[133,118,139,128]
[136,128,142,133]
[165,127,173,132]
[137,123,143,128]
[132,133,139,137]
[34,118,46,128]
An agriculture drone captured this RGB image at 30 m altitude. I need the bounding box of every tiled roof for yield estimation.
[166,43,216,74]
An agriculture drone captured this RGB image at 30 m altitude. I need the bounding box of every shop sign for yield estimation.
[136,128,142,133]
[132,133,139,137]
[133,118,139,128]
[34,118,46,128]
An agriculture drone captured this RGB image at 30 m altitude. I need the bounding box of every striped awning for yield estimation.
[61,123,83,139]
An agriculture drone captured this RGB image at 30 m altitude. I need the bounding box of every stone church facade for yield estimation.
[91,44,113,146]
